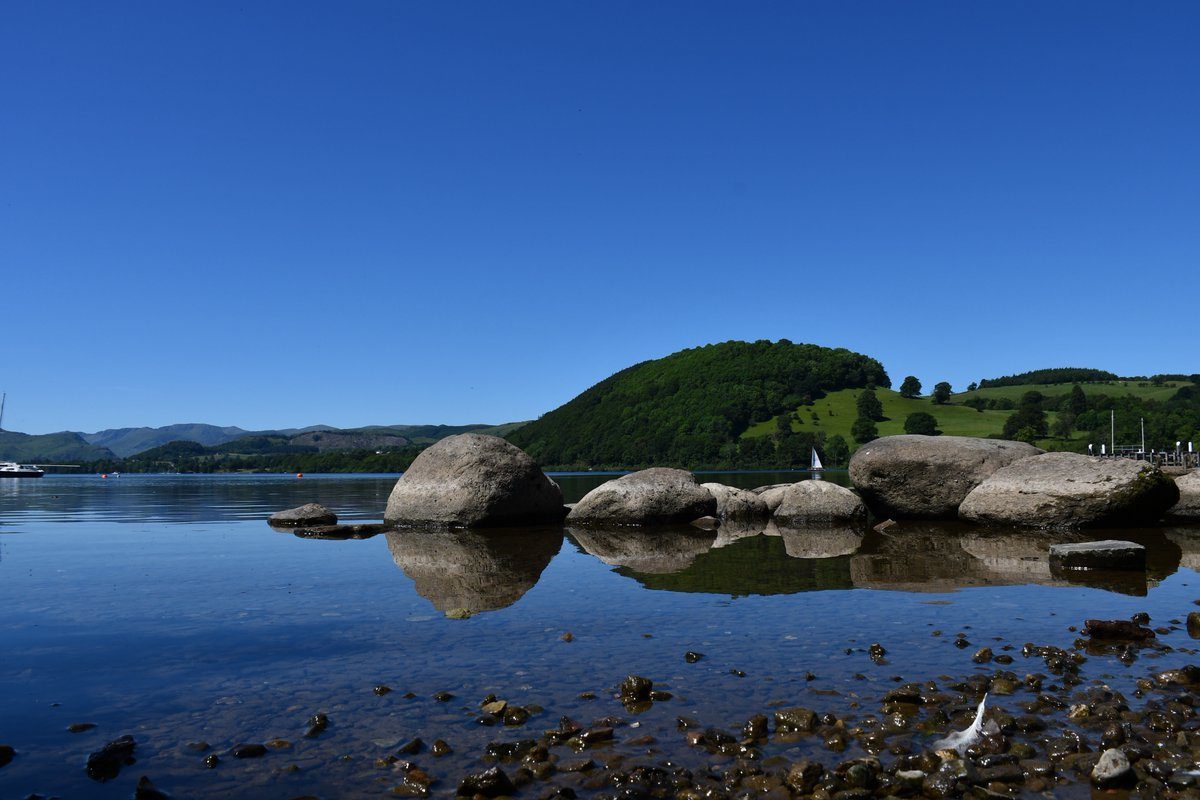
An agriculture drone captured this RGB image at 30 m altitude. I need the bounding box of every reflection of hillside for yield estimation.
[600,534,855,596]
[386,528,562,614]
[568,526,716,574]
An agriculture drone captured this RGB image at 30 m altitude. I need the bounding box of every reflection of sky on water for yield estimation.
[2,474,1199,798]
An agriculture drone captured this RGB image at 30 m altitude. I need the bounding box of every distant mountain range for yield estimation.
[0,421,526,462]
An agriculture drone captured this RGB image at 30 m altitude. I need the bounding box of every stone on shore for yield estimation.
[849,435,1042,518]
[384,434,565,527]
[268,503,337,527]
[1049,540,1146,571]
[567,468,716,525]
[959,453,1179,528]
[1169,471,1200,520]
[772,481,866,525]
[700,483,769,524]
[1091,747,1133,787]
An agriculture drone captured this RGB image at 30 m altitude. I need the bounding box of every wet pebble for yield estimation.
[373,685,392,696]
[684,651,704,663]
[134,775,169,800]
[0,744,13,768]
[561,631,574,642]
[303,712,328,738]
[230,743,268,759]
[619,675,653,702]
[433,691,454,702]
[457,765,515,797]
[431,739,452,757]
[202,754,219,769]
[66,723,96,733]
[184,741,209,752]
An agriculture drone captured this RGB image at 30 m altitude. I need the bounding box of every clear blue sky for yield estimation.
[3,2,1198,434]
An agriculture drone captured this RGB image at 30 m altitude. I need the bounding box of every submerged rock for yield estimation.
[268,503,336,527]
[567,468,716,525]
[960,453,1179,528]
[0,744,12,768]
[86,735,136,781]
[849,435,1041,518]
[385,434,565,527]
[772,481,866,525]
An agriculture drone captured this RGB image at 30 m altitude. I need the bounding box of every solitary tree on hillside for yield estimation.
[899,376,922,399]
[967,382,979,392]
[851,417,879,444]
[932,382,952,404]
[856,389,885,422]
[904,411,941,436]
[1069,384,1088,416]
[823,434,850,467]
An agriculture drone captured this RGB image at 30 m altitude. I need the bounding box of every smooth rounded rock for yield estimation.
[758,484,792,513]
[1091,747,1132,787]
[567,468,716,525]
[384,434,564,527]
[772,481,866,525]
[1169,471,1200,520]
[849,435,1042,518]
[268,503,336,527]
[700,483,769,524]
[960,453,1180,528]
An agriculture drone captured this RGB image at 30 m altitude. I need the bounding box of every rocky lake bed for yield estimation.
[3,434,1200,798]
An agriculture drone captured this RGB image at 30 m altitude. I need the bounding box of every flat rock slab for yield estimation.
[268,503,337,527]
[960,453,1179,529]
[290,523,387,540]
[1049,540,1146,571]
[849,435,1042,518]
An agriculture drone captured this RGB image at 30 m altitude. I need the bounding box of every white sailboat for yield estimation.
[810,447,824,474]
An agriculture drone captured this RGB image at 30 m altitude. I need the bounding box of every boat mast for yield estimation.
[0,392,5,431]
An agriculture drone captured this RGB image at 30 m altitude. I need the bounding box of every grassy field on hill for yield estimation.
[956,381,1191,404]
[741,388,1082,450]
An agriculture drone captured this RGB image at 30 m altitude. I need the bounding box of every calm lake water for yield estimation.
[2,473,1200,798]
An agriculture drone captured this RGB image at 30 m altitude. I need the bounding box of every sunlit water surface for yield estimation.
[2,473,1200,798]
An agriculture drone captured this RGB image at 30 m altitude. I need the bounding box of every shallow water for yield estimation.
[1,473,1199,798]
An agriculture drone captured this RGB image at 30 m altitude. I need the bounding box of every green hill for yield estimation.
[507,340,889,468]
[0,430,115,462]
[959,380,1191,404]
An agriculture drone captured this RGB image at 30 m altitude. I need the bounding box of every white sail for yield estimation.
[811,448,823,470]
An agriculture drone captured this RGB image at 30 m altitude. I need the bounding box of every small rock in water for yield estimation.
[869,643,887,663]
[0,744,14,768]
[973,647,993,663]
[184,741,209,752]
[1050,540,1146,571]
[304,712,329,738]
[1091,747,1133,787]
[202,754,219,768]
[268,503,337,527]
[774,707,818,733]
[457,766,516,797]
[684,651,704,663]
[134,775,169,800]
[373,685,392,696]
[265,739,291,749]
[503,706,530,726]
[619,675,653,702]
[1083,619,1156,640]
[1187,612,1200,638]
[482,700,507,716]
[67,723,97,733]
[85,735,136,781]
[431,739,452,757]
[561,631,574,642]
[397,738,423,755]
[433,691,454,702]
[730,668,746,677]
[230,743,267,759]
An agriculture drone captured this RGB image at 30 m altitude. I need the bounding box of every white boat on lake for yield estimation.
[0,461,44,478]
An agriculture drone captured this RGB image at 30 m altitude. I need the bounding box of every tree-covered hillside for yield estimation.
[0,431,114,462]
[507,340,889,468]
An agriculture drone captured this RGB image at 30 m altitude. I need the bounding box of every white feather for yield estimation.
[933,694,996,754]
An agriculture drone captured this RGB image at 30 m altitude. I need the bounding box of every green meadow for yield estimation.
[957,381,1190,404]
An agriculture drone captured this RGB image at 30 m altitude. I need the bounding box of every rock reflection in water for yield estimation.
[771,521,864,559]
[568,526,717,574]
[851,523,1182,596]
[385,527,562,615]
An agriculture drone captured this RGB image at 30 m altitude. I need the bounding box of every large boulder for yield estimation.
[959,452,1180,529]
[701,483,769,525]
[1169,472,1200,521]
[384,434,565,527]
[757,484,793,513]
[566,468,716,526]
[849,435,1043,518]
[772,481,866,525]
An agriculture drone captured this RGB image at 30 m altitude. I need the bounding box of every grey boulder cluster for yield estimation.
[850,434,1183,530]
